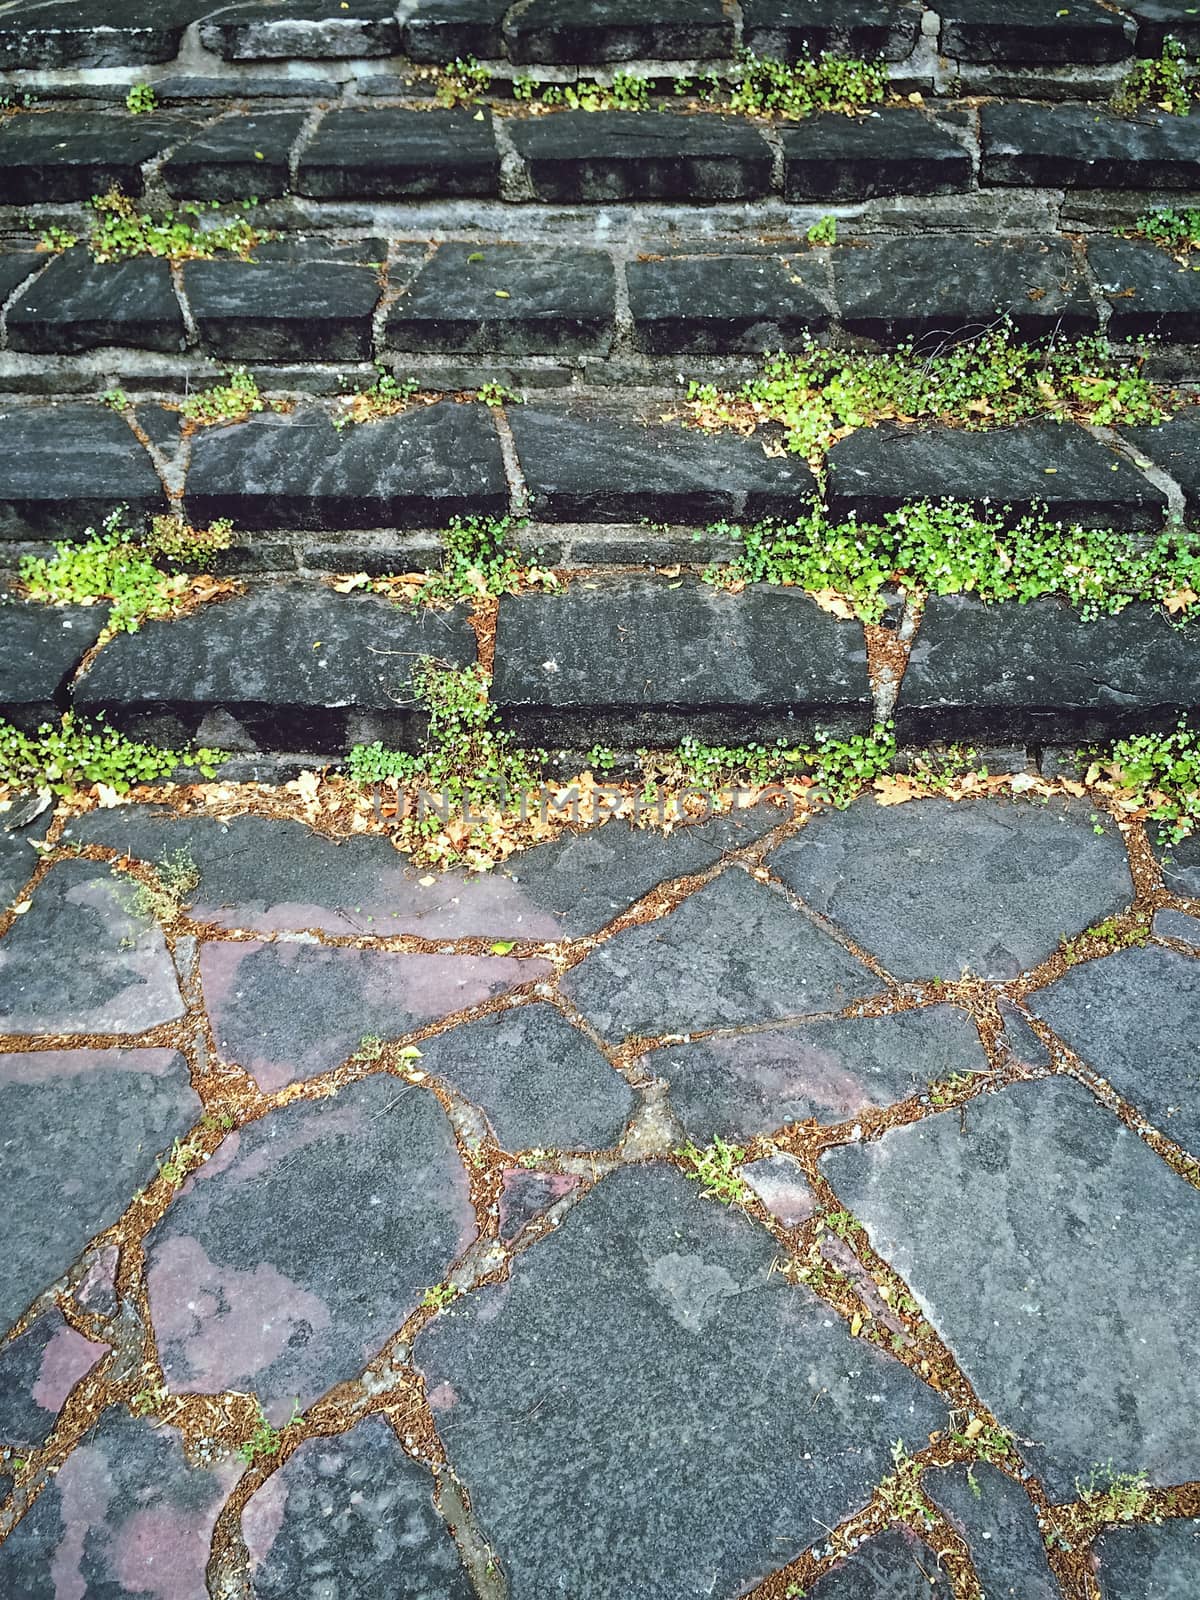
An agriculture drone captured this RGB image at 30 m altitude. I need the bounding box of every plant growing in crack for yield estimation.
[1112,36,1193,116]
[878,1440,936,1530]
[180,367,275,427]
[123,848,200,924]
[1076,1463,1158,1524]
[421,1283,460,1312]
[238,1398,302,1466]
[0,714,222,797]
[125,83,157,114]
[333,362,419,428]
[677,1137,750,1205]
[40,187,269,264]
[157,1134,204,1187]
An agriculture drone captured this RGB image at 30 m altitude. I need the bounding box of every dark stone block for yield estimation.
[896,594,1200,744]
[627,252,832,354]
[808,1529,951,1597]
[73,582,477,754]
[0,0,200,70]
[833,235,1098,343]
[654,1005,986,1141]
[243,1417,471,1599]
[184,403,508,530]
[940,0,1132,63]
[1153,831,1200,896]
[1090,236,1200,342]
[0,110,197,203]
[1154,907,1200,945]
[160,109,309,200]
[184,257,382,360]
[387,241,615,355]
[197,0,401,59]
[0,403,166,539]
[927,1464,1059,1599]
[1031,943,1200,1153]
[1094,1520,1200,1598]
[781,110,971,202]
[1123,414,1200,520]
[503,0,732,64]
[508,112,773,203]
[0,1047,198,1329]
[1127,0,1200,55]
[981,102,1200,189]
[145,1075,474,1413]
[770,794,1132,981]
[403,0,508,61]
[492,576,870,747]
[295,108,501,198]
[0,810,42,913]
[0,251,41,305]
[997,997,1052,1067]
[7,250,185,355]
[0,601,103,728]
[0,1309,106,1450]
[416,1165,945,1600]
[824,1076,1200,1498]
[561,867,877,1039]
[826,421,1166,528]
[507,408,816,524]
[743,0,922,61]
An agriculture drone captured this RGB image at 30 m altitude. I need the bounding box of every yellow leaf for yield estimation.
[331,573,371,593]
[810,588,856,620]
[873,774,916,806]
[964,1416,984,1440]
[1164,586,1198,616]
[850,1311,864,1337]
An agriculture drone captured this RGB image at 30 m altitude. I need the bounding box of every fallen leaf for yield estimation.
[1164,585,1198,615]
[810,588,856,619]
[490,940,516,954]
[873,774,916,805]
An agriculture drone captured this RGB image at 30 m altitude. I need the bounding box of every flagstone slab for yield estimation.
[0,601,103,730]
[927,1463,1059,1600]
[742,0,922,59]
[0,1309,106,1451]
[0,1048,199,1331]
[0,110,199,203]
[1093,1519,1200,1598]
[1153,908,1200,947]
[627,251,832,354]
[295,108,501,198]
[6,250,185,355]
[0,0,201,69]
[497,1167,580,1239]
[1122,414,1200,522]
[824,1076,1200,1499]
[740,1153,815,1227]
[1089,235,1200,342]
[780,110,971,202]
[769,795,1133,980]
[161,108,309,199]
[502,0,732,63]
[807,1529,951,1596]
[146,1075,475,1416]
[403,0,507,58]
[183,256,383,361]
[416,1164,946,1600]
[0,404,166,540]
[198,0,402,58]
[940,0,1131,61]
[982,101,1200,188]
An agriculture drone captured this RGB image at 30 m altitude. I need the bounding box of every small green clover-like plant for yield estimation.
[420,513,524,605]
[238,1399,302,1466]
[537,71,651,111]
[102,387,130,412]
[1104,721,1200,844]
[725,48,887,119]
[806,215,837,246]
[421,1283,460,1312]
[334,362,419,428]
[433,56,491,106]
[126,83,157,114]
[677,1137,750,1205]
[38,223,79,252]
[45,188,268,265]
[1130,205,1200,253]
[476,381,523,408]
[180,367,267,427]
[0,714,222,797]
[1112,36,1192,116]
[1076,1463,1157,1524]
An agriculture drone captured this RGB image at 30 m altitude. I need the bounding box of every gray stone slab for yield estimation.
[184,257,383,361]
[295,108,501,198]
[741,1152,815,1226]
[982,101,1200,189]
[627,251,832,354]
[497,1167,579,1238]
[561,866,877,1040]
[0,404,166,539]
[1030,943,1200,1153]
[807,1529,951,1597]
[0,0,201,69]
[781,109,971,202]
[0,600,103,729]
[0,110,198,202]
[997,998,1052,1067]
[0,1048,199,1331]
[824,1076,1200,1498]
[0,1308,106,1450]
[243,1416,471,1598]
[503,0,732,62]
[201,938,551,1091]
[1154,831,1200,897]
[403,0,507,59]
[927,1462,1059,1599]
[0,859,184,1035]
[1127,0,1200,54]
[146,1075,475,1415]
[1089,236,1200,342]
[415,1164,946,1600]
[940,0,1131,61]
[0,813,43,914]
[654,1005,986,1140]
[0,251,41,305]
[769,795,1133,980]
[161,108,309,199]
[198,0,401,57]
[743,0,922,59]
[1123,414,1200,522]
[1153,908,1200,946]
[6,250,185,355]
[1094,1519,1200,1598]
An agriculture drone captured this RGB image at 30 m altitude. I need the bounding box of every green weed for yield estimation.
[806,215,837,246]
[677,1137,750,1205]
[41,187,267,264]
[125,83,157,115]
[1076,1463,1156,1523]
[1105,721,1200,843]
[0,714,221,796]
[180,367,268,427]
[1130,205,1200,253]
[1112,37,1192,116]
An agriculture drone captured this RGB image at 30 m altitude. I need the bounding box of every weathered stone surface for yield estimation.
[414,1003,633,1150]
[1094,1519,1200,1598]
[741,1153,815,1226]
[492,575,869,747]
[653,1006,985,1140]
[146,1076,475,1414]
[0,251,40,305]
[243,1416,471,1599]
[781,110,971,202]
[1089,235,1200,342]
[1030,943,1200,1153]
[834,234,1097,342]
[1153,908,1200,946]
[1127,0,1200,54]
[74,582,477,753]
[296,108,501,198]
[0,1309,106,1450]
[743,0,922,60]
[497,1167,580,1238]
[807,1529,951,1596]
[562,867,877,1039]
[0,0,200,69]
[982,101,1200,189]
[825,1076,1200,1498]
[508,112,774,203]
[387,242,616,355]
[627,251,832,354]
[508,410,816,526]
[201,939,550,1089]
[770,795,1132,980]
[928,1463,1059,1600]
[0,810,42,913]
[1154,830,1200,897]
[7,249,185,354]
[827,421,1165,528]
[997,997,1052,1067]
[161,109,309,199]
[0,404,165,539]
[183,404,508,530]
[199,0,401,57]
[185,256,382,360]
[0,110,196,203]
[0,600,102,729]
[503,0,732,62]
[0,859,184,1035]
[1122,414,1200,521]
[941,0,1131,61]
[0,1049,198,1330]
[0,1407,241,1596]
[403,0,507,60]
[417,1165,945,1599]
[896,594,1200,743]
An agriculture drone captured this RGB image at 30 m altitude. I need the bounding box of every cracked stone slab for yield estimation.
[780,110,971,202]
[242,1415,471,1598]
[982,101,1200,188]
[295,107,501,198]
[824,1076,1200,1499]
[183,256,384,361]
[742,0,922,59]
[0,1048,199,1331]
[0,1408,239,1595]
[6,249,185,355]
[1123,414,1200,522]
[807,1528,951,1596]
[0,403,165,539]
[412,1003,634,1150]
[653,1005,986,1142]
[0,600,104,729]
[1089,235,1200,342]
[769,795,1133,980]
[1029,943,1200,1154]
[627,251,832,354]
[161,108,310,200]
[198,0,402,58]
[201,939,551,1090]
[0,859,184,1035]
[561,867,877,1040]
[927,1462,1059,1599]
[0,1309,107,1451]
[146,1074,475,1416]
[416,1164,945,1600]
[1093,1519,1200,1598]
[0,110,199,203]
[502,0,732,63]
